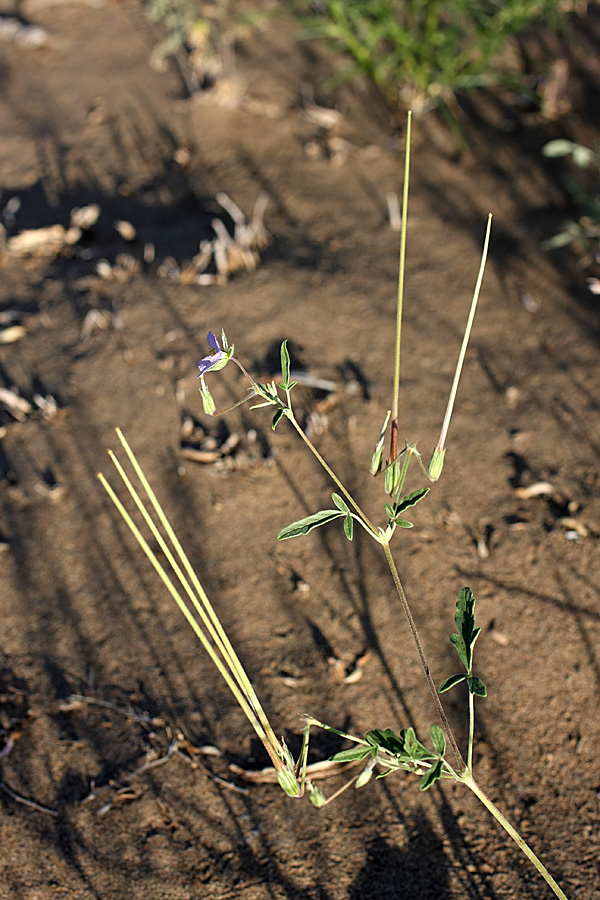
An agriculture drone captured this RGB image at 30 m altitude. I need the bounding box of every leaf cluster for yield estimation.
[331,724,447,791]
[384,486,429,529]
[291,0,575,115]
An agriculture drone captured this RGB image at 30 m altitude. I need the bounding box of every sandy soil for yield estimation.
[1,2,599,898]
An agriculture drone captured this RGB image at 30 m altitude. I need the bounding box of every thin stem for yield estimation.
[382,541,465,772]
[390,110,412,460]
[285,410,379,537]
[467,689,475,773]
[463,773,569,900]
[435,213,492,454]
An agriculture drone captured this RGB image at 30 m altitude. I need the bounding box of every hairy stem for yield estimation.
[382,541,464,771]
[285,411,379,537]
[463,773,569,900]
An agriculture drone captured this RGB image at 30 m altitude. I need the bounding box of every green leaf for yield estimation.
[449,633,469,671]
[466,675,487,697]
[439,673,466,693]
[394,518,414,529]
[343,514,354,541]
[404,728,431,762]
[331,745,375,763]
[331,493,349,514]
[384,503,395,518]
[277,509,344,540]
[451,587,480,672]
[419,759,444,791]
[272,409,284,430]
[430,724,446,757]
[280,340,291,386]
[394,487,430,515]
[366,728,407,757]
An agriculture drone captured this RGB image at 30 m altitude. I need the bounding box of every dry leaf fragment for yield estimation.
[114,220,136,241]
[0,325,26,344]
[7,225,70,258]
[70,204,100,230]
[0,386,32,419]
[556,517,588,538]
[515,482,554,499]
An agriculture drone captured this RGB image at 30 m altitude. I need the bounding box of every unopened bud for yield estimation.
[370,410,390,476]
[307,782,326,808]
[384,460,401,496]
[276,768,300,798]
[199,379,216,416]
[355,766,374,789]
[370,446,383,476]
[428,447,446,482]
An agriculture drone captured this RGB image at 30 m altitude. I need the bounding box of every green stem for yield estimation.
[390,110,412,461]
[463,773,569,900]
[467,688,474,773]
[382,541,464,772]
[285,410,379,537]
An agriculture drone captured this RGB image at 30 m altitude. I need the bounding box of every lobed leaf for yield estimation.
[393,487,430,515]
[451,587,480,672]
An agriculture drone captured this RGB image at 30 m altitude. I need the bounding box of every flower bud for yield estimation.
[307,783,326,808]
[276,768,301,798]
[199,379,216,416]
[355,766,374,789]
[428,447,445,482]
[384,460,401,496]
[370,445,383,476]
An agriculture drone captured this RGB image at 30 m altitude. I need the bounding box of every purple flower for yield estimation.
[198,331,227,377]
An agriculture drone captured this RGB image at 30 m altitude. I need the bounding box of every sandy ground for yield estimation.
[1,2,599,898]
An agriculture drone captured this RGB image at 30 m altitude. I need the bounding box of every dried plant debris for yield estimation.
[59,692,245,811]
[0,382,60,425]
[0,15,47,48]
[2,193,269,285]
[158,192,270,285]
[4,204,100,260]
[180,416,268,469]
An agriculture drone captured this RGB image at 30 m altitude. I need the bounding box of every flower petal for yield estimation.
[207,331,220,352]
